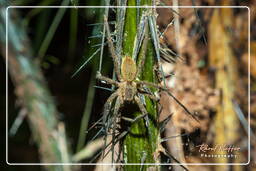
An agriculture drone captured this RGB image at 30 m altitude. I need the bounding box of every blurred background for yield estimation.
[0,0,255,171]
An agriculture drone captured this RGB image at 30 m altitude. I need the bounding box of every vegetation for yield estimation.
[0,0,254,171]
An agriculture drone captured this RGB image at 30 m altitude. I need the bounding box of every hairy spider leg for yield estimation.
[136,24,149,78]
[133,16,149,78]
[132,14,146,60]
[143,93,159,102]
[101,91,118,159]
[134,95,150,127]
[148,15,172,89]
[90,129,129,163]
[96,71,119,87]
[137,87,159,102]
[104,16,122,81]
[102,92,118,128]
[111,97,121,163]
[137,81,200,122]
[95,72,119,132]
[121,113,147,123]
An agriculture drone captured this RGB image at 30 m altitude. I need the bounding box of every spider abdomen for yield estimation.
[119,82,137,102]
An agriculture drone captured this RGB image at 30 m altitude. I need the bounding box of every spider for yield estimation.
[97,17,158,128]
[96,16,199,163]
[97,17,198,133]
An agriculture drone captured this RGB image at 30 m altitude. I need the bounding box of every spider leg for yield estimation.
[134,15,149,78]
[90,130,129,163]
[111,97,121,163]
[122,113,147,123]
[103,91,118,128]
[137,80,161,89]
[96,71,119,87]
[141,93,159,102]
[134,95,150,127]
[138,88,159,102]
[104,16,121,81]
[136,29,149,78]
[102,91,118,159]
[144,93,159,102]
[137,81,199,122]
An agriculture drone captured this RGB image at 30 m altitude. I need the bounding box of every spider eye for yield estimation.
[100,80,107,84]
[121,56,137,81]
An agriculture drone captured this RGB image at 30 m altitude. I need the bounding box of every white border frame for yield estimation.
[6,6,251,166]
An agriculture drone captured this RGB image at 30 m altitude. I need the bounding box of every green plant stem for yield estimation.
[122,0,159,170]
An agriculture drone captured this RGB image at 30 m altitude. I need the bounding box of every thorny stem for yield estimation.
[121,0,160,170]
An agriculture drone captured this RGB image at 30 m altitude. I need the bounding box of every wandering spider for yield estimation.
[97,17,158,129]
[97,17,199,136]
[96,15,199,163]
